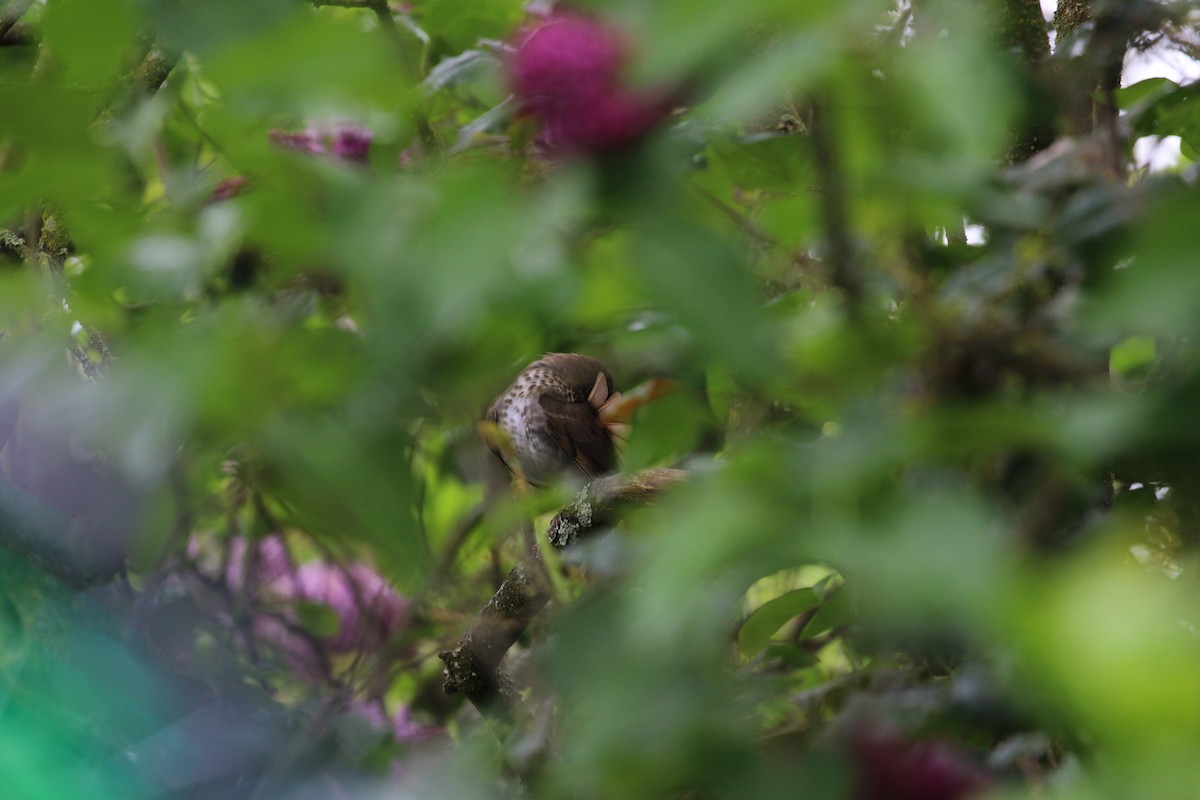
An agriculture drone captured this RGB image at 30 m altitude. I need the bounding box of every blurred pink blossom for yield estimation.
[210,176,250,201]
[511,12,626,116]
[291,560,408,653]
[195,535,408,678]
[509,11,670,154]
[348,699,442,744]
[269,123,374,163]
[223,534,294,590]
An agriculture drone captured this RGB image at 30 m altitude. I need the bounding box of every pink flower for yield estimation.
[510,11,669,154]
[331,127,373,161]
[196,535,409,676]
[210,176,250,201]
[539,88,668,153]
[222,535,294,590]
[348,700,442,744]
[292,561,408,653]
[269,124,374,163]
[511,12,627,116]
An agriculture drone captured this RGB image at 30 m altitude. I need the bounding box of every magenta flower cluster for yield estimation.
[510,11,668,154]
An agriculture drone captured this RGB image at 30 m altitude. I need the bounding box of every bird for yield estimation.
[483,353,622,486]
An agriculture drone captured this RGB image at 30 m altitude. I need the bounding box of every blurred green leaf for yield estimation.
[42,0,140,89]
[1110,335,1157,382]
[205,13,405,115]
[423,0,523,55]
[621,391,710,473]
[0,84,114,210]
[801,584,852,641]
[632,222,768,378]
[296,599,342,639]
[141,0,294,56]
[1008,546,1200,750]
[1124,79,1200,154]
[703,133,812,194]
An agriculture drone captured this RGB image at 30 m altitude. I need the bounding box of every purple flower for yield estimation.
[511,12,626,116]
[195,535,409,677]
[331,126,373,161]
[222,535,295,590]
[510,11,669,154]
[269,124,374,163]
[210,176,250,201]
[292,561,408,653]
[269,128,326,155]
[348,700,442,744]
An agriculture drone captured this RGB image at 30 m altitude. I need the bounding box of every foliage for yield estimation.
[2,0,1200,798]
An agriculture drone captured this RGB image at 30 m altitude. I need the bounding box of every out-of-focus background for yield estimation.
[2,0,1200,797]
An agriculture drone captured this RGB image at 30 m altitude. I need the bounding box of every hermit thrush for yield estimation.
[483,353,621,486]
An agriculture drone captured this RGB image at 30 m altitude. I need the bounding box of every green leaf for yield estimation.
[295,600,342,639]
[705,364,738,423]
[738,587,820,658]
[704,133,812,194]
[204,12,405,121]
[1125,80,1200,154]
[0,84,114,210]
[632,222,768,379]
[423,0,523,55]
[1117,77,1177,111]
[1110,335,1157,382]
[762,641,819,669]
[621,391,711,473]
[800,586,852,641]
[42,0,140,89]
[142,0,294,57]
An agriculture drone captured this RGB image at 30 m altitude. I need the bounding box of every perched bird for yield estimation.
[483,353,622,486]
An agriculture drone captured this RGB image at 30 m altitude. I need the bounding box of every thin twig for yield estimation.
[133,46,178,97]
[434,500,488,580]
[692,183,777,247]
[175,98,228,158]
[68,343,100,380]
[86,326,113,364]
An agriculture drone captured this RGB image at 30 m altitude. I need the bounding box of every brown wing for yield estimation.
[539,393,616,479]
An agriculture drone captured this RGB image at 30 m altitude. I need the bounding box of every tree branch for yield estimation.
[995,0,1056,162]
[440,468,688,728]
[0,0,34,40]
[134,46,179,97]
[547,468,689,549]
[809,97,864,309]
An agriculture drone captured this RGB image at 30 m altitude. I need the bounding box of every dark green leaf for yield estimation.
[738,587,820,657]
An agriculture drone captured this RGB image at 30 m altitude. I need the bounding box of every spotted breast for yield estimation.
[484,353,618,485]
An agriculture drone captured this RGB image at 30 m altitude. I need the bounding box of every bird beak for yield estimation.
[587,371,611,407]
